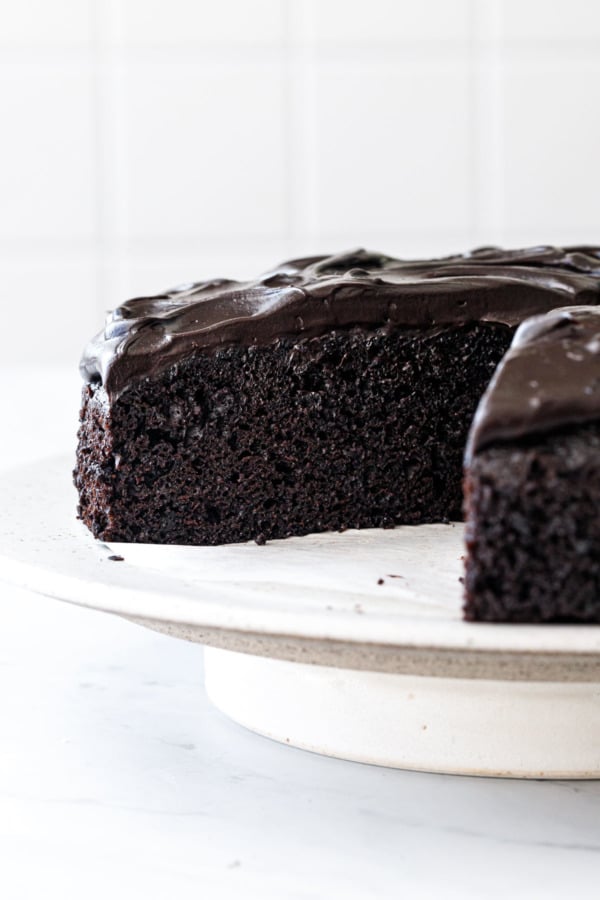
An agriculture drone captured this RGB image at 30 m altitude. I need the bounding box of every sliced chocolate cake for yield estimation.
[464,306,600,622]
[75,246,600,546]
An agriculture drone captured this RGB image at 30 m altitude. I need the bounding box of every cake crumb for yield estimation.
[377,578,384,585]
[108,554,124,562]
[254,533,267,546]
[386,573,404,579]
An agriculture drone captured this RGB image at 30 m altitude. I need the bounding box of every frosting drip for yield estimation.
[80,246,600,399]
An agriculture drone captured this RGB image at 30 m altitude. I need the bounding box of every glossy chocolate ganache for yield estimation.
[467,306,600,459]
[81,245,600,400]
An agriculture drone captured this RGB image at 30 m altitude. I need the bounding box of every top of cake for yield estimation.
[81,245,600,399]
[466,306,600,459]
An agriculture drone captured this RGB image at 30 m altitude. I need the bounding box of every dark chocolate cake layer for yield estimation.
[76,324,509,544]
[464,307,600,622]
[76,246,600,546]
[464,423,600,623]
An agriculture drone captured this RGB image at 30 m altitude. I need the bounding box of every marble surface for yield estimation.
[1,367,600,899]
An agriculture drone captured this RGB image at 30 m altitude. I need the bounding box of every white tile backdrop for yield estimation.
[2,0,600,366]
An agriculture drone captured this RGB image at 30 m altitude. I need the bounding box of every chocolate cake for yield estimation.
[464,306,600,622]
[75,246,600,546]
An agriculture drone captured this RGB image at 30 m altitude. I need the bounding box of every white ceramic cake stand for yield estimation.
[1,457,600,778]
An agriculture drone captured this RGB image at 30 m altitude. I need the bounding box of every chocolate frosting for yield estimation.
[81,245,600,400]
[466,306,600,459]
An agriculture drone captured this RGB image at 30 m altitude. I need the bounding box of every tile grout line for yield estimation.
[300,2,320,245]
[281,0,294,250]
[4,41,600,62]
[5,220,600,257]
[89,0,110,321]
[466,0,479,247]
[488,2,506,242]
[90,0,130,315]
[283,0,320,251]
[469,0,505,244]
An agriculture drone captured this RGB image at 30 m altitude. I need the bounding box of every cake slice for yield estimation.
[75,246,600,546]
[464,307,600,622]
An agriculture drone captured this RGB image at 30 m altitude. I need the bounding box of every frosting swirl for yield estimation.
[81,245,600,399]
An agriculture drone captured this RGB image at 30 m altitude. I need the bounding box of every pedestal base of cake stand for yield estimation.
[3,457,600,780]
[204,647,600,779]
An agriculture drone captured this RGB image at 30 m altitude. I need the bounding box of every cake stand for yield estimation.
[1,456,600,778]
